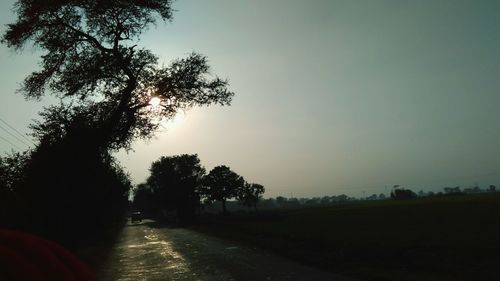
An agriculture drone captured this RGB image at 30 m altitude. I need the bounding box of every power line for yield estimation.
[0,135,23,151]
[0,124,31,148]
[0,117,34,146]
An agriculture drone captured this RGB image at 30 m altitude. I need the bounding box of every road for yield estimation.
[96,220,356,281]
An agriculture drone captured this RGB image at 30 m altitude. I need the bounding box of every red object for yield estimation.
[0,230,98,281]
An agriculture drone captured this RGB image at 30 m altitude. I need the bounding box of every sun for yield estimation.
[149,97,161,107]
[147,96,185,129]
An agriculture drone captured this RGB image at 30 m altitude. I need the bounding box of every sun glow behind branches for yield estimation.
[149,97,161,107]
[147,96,185,129]
[161,110,185,129]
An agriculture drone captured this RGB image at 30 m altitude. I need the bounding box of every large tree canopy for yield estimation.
[2,0,234,150]
[0,0,234,247]
[201,165,245,214]
[147,154,205,221]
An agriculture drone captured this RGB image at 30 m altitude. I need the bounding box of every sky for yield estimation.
[1,0,500,198]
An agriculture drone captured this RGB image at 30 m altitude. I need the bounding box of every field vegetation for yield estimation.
[192,193,500,281]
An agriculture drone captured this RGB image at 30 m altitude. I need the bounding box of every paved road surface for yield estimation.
[96,220,355,281]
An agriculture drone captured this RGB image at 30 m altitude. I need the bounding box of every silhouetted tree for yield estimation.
[131,183,158,218]
[0,151,30,194]
[1,0,234,247]
[237,183,265,211]
[489,185,496,192]
[464,186,482,194]
[443,186,462,195]
[17,131,132,247]
[390,188,417,200]
[390,185,416,200]
[201,166,244,215]
[275,196,287,206]
[0,151,31,228]
[305,199,317,205]
[320,196,331,204]
[332,194,349,203]
[2,0,234,151]
[147,154,205,223]
[0,107,133,248]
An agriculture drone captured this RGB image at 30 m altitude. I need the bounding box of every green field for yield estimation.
[192,194,500,281]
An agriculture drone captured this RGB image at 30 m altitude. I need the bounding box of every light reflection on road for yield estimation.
[98,223,196,281]
[96,220,353,281]
[127,232,191,278]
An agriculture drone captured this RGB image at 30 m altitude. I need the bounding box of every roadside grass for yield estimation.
[191,194,500,281]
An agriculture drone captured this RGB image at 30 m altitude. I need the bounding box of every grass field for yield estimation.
[192,194,500,281]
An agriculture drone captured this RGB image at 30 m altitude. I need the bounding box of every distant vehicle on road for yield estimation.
[131,211,142,223]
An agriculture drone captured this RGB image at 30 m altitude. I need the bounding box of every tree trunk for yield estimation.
[222,200,227,215]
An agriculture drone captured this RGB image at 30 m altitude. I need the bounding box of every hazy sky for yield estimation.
[1,0,500,198]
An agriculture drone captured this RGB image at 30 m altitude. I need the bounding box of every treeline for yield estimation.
[253,184,499,209]
[132,154,265,223]
[257,194,357,209]
[390,184,497,199]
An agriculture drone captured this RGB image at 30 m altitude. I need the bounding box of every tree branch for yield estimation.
[52,17,112,54]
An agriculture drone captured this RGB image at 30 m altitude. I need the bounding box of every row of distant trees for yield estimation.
[258,184,498,208]
[132,154,265,222]
[391,184,497,200]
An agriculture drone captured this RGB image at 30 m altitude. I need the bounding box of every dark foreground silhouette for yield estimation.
[1,0,235,251]
[0,230,97,281]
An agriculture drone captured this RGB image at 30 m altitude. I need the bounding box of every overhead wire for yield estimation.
[0,135,23,151]
[0,124,32,148]
[0,117,34,146]
[0,116,37,153]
